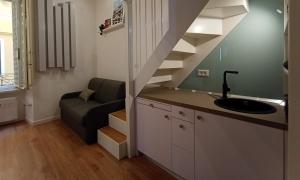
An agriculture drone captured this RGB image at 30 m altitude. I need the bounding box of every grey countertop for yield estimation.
[139,87,288,130]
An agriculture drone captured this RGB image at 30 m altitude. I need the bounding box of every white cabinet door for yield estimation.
[195,111,284,180]
[172,118,195,180]
[136,102,172,169]
[172,145,195,180]
[172,118,195,152]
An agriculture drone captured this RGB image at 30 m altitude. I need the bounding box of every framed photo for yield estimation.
[104,18,111,28]
[112,0,125,25]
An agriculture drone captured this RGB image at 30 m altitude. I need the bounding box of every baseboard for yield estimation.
[0,119,24,126]
[141,153,184,180]
[27,115,60,126]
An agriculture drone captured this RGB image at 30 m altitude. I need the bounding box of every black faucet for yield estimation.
[223,71,239,99]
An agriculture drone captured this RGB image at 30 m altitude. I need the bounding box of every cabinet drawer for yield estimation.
[172,105,194,123]
[172,118,194,152]
[172,145,195,180]
[136,98,171,111]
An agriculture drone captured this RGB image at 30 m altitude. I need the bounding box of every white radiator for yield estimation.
[0,97,18,123]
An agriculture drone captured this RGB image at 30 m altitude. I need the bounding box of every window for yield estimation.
[0,0,33,91]
[0,38,2,74]
[0,1,15,88]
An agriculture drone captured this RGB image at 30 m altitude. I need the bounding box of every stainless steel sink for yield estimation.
[214,98,277,114]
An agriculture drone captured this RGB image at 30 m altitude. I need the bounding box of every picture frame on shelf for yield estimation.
[112,0,125,26]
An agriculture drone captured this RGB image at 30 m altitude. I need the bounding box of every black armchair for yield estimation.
[60,78,125,144]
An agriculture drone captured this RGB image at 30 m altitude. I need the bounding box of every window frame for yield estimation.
[0,38,4,75]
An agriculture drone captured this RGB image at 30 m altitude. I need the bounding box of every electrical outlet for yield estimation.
[198,69,209,77]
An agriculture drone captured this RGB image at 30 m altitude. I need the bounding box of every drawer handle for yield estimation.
[179,124,185,130]
[164,115,170,120]
[197,115,204,121]
[179,111,185,116]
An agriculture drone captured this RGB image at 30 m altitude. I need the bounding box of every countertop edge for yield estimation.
[139,95,288,131]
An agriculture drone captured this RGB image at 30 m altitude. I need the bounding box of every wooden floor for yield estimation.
[0,120,175,180]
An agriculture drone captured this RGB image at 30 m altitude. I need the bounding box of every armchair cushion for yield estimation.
[60,98,101,125]
[84,99,125,128]
[95,79,125,103]
[61,91,81,100]
[79,88,95,102]
[88,78,105,91]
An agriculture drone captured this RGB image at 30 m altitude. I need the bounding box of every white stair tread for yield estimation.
[186,17,223,36]
[205,0,248,9]
[184,32,221,40]
[172,39,196,54]
[159,61,184,69]
[148,75,172,84]
[201,5,248,19]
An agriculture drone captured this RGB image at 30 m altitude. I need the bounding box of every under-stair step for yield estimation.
[147,75,172,84]
[200,0,248,19]
[109,110,127,135]
[184,32,221,40]
[205,0,248,10]
[186,17,223,36]
[98,127,127,160]
[111,109,126,121]
[201,6,248,19]
[159,61,184,70]
[172,39,196,54]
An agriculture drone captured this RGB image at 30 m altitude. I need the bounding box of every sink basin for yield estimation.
[214,98,277,114]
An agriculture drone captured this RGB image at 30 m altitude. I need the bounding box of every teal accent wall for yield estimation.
[179,0,284,99]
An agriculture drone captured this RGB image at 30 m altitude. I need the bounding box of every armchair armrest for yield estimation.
[83,99,125,128]
[61,91,82,100]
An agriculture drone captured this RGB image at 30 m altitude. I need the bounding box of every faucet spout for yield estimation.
[223,71,239,99]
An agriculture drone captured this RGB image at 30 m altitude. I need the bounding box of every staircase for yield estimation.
[98,110,128,160]
[127,0,249,157]
[147,0,249,86]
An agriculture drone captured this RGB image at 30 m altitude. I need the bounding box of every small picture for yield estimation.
[112,0,125,25]
[104,18,111,28]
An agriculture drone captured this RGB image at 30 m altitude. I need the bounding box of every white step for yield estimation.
[148,75,172,84]
[186,17,223,36]
[172,39,196,54]
[205,0,248,9]
[184,33,221,43]
[109,110,127,135]
[159,61,184,70]
[201,0,248,19]
[98,127,127,160]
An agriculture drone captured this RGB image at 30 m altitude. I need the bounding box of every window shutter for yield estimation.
[12,0,32,89]
[25,0,34,87]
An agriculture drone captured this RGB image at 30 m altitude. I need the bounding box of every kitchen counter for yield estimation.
[139,87,288,130]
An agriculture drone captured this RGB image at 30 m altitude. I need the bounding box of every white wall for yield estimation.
[26,0,97,123]
[95,0,128,81]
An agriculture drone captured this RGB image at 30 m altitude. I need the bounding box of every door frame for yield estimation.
[288,0,300,180]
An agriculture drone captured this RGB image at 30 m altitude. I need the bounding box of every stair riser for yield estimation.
[173,39,196,54]
[98,130,127,160]
[148,75,172,84]
[109,114,127,135]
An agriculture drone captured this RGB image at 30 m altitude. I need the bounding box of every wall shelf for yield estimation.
[101,23,125,35]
